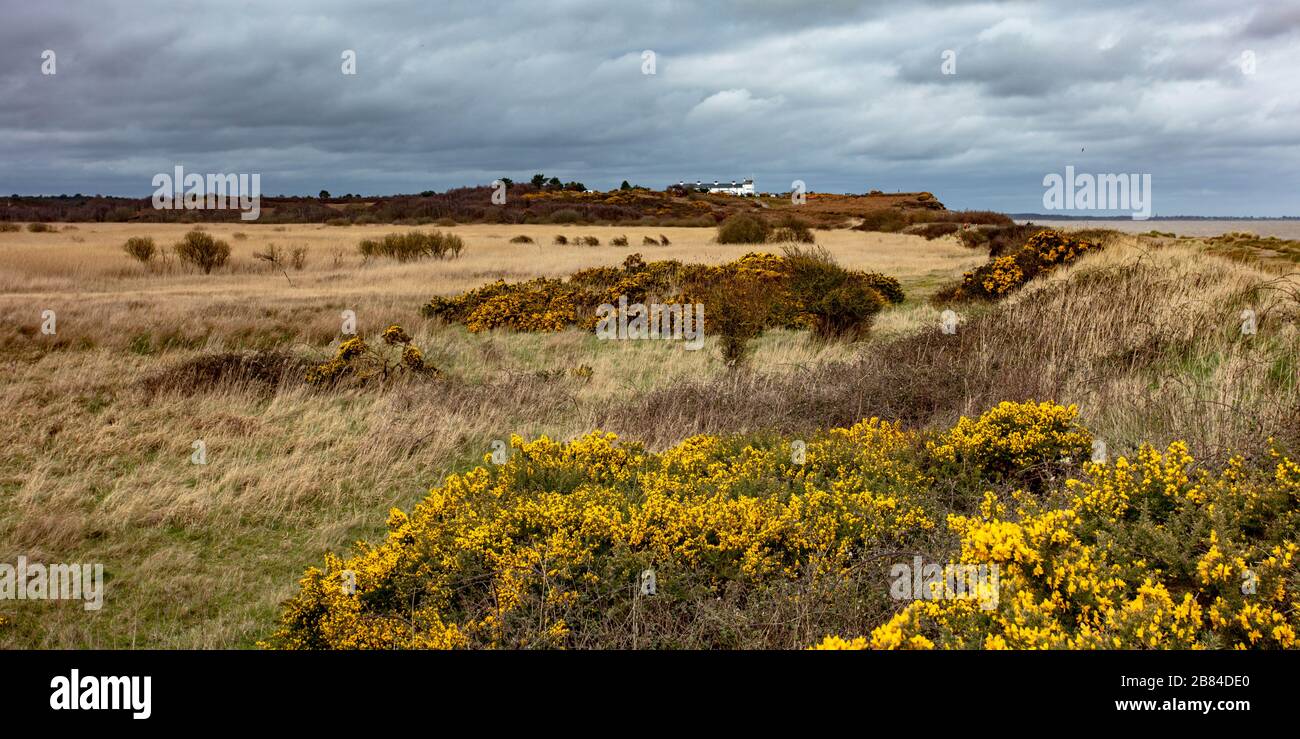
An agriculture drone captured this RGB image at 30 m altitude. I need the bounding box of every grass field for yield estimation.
[1,222,1296,649]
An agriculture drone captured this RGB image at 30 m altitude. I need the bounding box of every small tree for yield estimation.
[620,180,632,191]
[319,190,331,199]
[531,173,547,188]
[173,230,231,274]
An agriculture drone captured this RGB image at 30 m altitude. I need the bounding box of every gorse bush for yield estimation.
[173,230,231,273]
[122,236,157,263]
[421,251,904,346]
[305,324,436,385]
[509,235,533,244]
[943,228,1100,300]
[781,245,886,340]
[701,273,772,365]
[358,231,464,262]
[265,400,1300,649]
[827,439,1300,650]
[928,400,1092,486]
[0,222,20,232]
[26,222,54,233]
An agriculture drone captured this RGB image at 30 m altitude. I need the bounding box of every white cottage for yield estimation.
[678,178,756,196]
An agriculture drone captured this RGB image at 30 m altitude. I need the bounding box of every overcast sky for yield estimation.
[2,1,1298,215]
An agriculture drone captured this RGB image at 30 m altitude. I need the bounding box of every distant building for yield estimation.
[677,178,756,196]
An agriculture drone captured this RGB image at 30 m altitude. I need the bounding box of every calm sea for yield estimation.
[1014,219,1300,239]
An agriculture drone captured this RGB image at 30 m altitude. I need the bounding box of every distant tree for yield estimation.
[319,190,331,199]
[531,173,547,188]
[548,177,562,188]
[420,190,436,197]
[620,180,632,190]
[500,177,514,186]
[564,181,586,192]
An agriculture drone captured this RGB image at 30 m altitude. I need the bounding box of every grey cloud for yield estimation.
[1,0,1297,214]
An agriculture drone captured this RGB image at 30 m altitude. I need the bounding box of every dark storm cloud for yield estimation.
[1,0,1297,214]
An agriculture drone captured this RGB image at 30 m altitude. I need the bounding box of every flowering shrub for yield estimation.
[948,228,1100,300]
[858,441,1300,649]
[928,401,1093,482]
[421,252,904,344]
[305,324,436,385]
[267,400,1300,649]
[265,417,937,648]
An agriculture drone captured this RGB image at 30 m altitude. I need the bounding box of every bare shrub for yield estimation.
[173,230,231,274]
[768,215,815,244]
[357,231,464,262]
[122,236,157,264]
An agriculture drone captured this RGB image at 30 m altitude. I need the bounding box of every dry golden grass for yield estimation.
[0,222,982,353]
[0,221,981,648]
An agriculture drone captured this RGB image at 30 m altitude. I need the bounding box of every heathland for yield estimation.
[1,215,1296,649]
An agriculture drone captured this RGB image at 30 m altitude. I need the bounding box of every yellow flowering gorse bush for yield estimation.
[953,228,1101,300]
[850,441,1300,650]
[305,324,436,385]
[266,401,1299,650]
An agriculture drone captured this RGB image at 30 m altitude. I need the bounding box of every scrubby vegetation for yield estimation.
[716,214,817,245]
[358,231,464,262]
[266,400,1300,649]
[122,236,157,263]
[716,213,771,244]
[938,228,1100,300]
[420,250,903,350]
[856,209,1014,236]
[173,229,231,273]
[305,325,436,385]
[6,219,1295,652]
